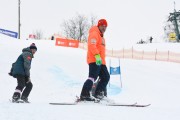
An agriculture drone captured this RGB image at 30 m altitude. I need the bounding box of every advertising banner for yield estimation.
[56,38,79,48]
[0,28,18,38]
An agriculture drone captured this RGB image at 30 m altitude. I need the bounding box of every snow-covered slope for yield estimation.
[0,34,180,120]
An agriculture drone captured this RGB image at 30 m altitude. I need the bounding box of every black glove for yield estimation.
[8,72,13,76]
[25,76,31,83]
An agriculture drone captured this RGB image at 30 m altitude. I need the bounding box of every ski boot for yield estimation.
[21,96,30,103]
[94,91,105,100]
[12,92,20,103]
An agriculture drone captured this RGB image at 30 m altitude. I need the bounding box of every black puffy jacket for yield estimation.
[12,47,33,77]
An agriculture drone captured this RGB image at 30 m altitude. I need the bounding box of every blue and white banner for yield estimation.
[0,28,18,38]
[110,66,121,75]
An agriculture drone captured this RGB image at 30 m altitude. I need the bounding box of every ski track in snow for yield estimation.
[1,34,180,120]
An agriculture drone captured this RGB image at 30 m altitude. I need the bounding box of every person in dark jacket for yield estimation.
[10,43,37,103]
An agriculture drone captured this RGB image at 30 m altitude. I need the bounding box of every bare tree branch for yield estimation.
[33,30,43,40]
[61,14,97,42]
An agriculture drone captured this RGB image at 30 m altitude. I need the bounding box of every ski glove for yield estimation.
[95,54,102,66]
[26,77,31,83]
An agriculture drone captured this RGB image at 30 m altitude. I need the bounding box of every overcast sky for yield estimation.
[0,0,180,47]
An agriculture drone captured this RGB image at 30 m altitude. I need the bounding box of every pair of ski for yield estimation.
[9,100,150,107]
[49,102,150,107]
[49,98,150,107]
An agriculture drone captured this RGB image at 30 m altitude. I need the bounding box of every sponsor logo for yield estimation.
[91,39,96,44]
[0,28,18,38]
[27,56,31,60]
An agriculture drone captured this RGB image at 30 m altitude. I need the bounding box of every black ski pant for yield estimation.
[80,63,110,97]
[13,75,33,99]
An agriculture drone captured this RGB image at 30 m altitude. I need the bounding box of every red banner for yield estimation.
[56,38,79,48]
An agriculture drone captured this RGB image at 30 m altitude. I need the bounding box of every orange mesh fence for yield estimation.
[142,51,156,60]
[168,51,180,63]
[133,49,144,60]
[77,43,180,63]
[113,50,124,58]
[123,48,133,58]
[106,49,124,58]
[106,49,113,57]
[156,51,169,61]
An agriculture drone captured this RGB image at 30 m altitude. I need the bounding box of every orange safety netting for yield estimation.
[78,43,180,63]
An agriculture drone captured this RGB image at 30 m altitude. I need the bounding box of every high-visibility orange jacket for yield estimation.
[87,26,106,65]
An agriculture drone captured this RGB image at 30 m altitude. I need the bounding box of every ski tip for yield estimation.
[106,103,151,107]
[133,103,151,107]
[143,104,151,107]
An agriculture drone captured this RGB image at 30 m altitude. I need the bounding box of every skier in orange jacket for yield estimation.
[80,19,110,101]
